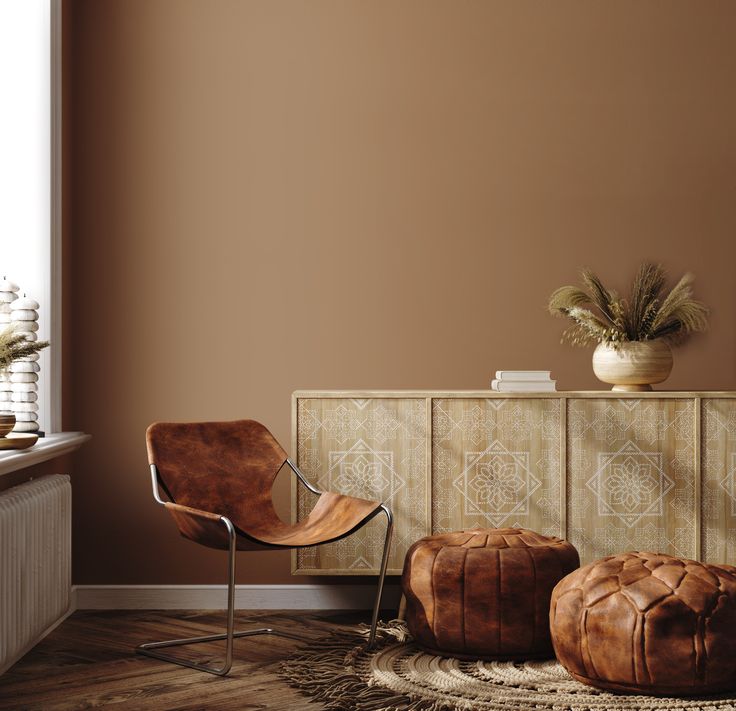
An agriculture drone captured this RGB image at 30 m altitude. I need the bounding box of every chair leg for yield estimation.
[135,516,310,676]
[368,504,393,649]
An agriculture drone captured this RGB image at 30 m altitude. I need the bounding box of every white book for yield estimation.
[495,370,552,381]
[490,379,557,392]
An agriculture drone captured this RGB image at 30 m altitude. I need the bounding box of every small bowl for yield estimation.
[0,414,16,437]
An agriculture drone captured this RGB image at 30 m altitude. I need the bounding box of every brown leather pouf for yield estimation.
[401,528,579,660]
[550,551,736,696]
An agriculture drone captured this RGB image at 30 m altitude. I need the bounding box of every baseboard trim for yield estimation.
[74,584,402,611]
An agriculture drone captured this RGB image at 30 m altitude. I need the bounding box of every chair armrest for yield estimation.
[286,458,322,495]
[164,500,224,523]
[163,501,235,550]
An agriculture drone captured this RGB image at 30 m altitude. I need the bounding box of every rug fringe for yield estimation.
[280,621,454,711]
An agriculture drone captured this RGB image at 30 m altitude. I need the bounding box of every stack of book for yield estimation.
[490,370,557,392]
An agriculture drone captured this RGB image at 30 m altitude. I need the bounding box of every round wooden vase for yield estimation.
[592,339,673,391]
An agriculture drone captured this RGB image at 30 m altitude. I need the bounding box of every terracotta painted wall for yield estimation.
[66,0,736,585]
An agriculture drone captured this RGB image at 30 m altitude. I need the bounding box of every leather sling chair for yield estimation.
[136,419,393,676]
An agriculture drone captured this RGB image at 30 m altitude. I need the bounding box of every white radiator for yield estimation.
[0,474,71,673]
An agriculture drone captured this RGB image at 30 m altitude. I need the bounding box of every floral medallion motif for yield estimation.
[586,440,674,528]
[454,441,541,527]
[328,439,405,502]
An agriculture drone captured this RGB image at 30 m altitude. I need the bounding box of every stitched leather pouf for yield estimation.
[401,528,579,660]
[550,552,736,696]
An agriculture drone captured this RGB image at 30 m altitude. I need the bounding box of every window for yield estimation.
[0,0,61,434]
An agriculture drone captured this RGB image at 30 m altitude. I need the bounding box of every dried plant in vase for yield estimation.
[548,263,709,391]
[0,325,49,435]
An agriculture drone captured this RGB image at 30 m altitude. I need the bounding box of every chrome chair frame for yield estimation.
[135,459,393,676]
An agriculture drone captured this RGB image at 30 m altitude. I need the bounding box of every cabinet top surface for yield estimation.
[294,390,736,399]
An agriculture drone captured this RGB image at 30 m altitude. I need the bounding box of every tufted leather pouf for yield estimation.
[401,528,579,660]
[550,551,736,696]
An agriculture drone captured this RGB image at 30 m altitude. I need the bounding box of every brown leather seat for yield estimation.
[147,419,383,550]
[137,419,393,675]
[402,528,579,660]
[550,551,736,696]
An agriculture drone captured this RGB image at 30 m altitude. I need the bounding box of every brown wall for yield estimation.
[66,0,736,585]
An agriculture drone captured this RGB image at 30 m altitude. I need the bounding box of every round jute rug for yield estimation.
[280,623,736,711]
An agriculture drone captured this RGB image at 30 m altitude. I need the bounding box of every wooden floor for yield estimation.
[0,610,370,710]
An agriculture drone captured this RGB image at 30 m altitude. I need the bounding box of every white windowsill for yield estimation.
[0,431,91,477]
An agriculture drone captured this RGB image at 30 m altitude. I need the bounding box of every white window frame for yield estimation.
[50,0,62,432]
[0,0,62,434]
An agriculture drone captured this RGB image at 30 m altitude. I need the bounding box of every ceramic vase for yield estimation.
[592,339,673,391]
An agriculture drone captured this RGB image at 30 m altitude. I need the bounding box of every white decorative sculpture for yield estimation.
[10,295,41,434]
[0,278,19,416]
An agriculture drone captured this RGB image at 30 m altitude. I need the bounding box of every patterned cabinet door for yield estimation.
[702,399,736,565]
[567,398,696,564]
[293,397,429,574]
[432,398,563,537]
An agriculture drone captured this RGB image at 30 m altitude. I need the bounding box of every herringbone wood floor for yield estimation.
[0,610,369,710]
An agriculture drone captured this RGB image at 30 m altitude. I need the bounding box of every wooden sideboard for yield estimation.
[291,391,736,575]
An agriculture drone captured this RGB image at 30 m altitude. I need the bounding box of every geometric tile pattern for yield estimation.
[433,399,562,538]
[329,441,403,501]
[718,453,736,516]
[568,398,696,564]
[295,398,427,574]
[702,399,736,564]
[586,440,674,528]
[455,444,541,526]
[295,393,735,574]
